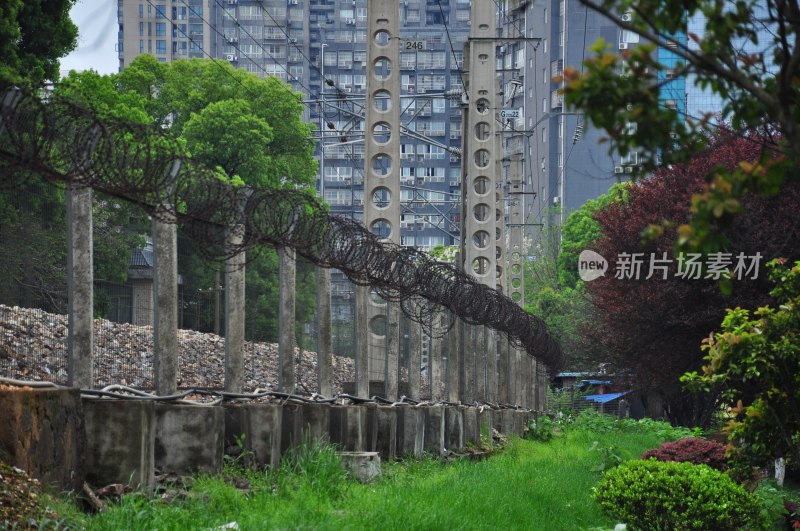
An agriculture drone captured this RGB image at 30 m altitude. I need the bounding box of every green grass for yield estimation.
[49,417,675,531]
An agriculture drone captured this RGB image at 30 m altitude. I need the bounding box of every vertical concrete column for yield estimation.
[492,121,505,404]
[385,300,400,400]
[224,224,245,393]
[278,246,296,392]
[448,315,461,403]
[67,184,93,388]
[464,2,498,404]
[408,317,421,401]
[519,352,529,409]
[153,210,178,396]
[497,336,509,404]
[507,153,526,408]
[486,328,497,402]
[463,324,475,403]
[317,267,333,396]
[475,326,486,402]
[355,285,370,397]
[362,0,401,395]
[430,311,444,401]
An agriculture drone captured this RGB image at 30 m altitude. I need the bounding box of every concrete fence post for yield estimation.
[224,224,245,393]
[153,211,178,396]
[67,184,93,388]
[317,266,333,396]
[278,246,296,392]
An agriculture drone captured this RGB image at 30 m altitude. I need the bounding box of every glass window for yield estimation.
[156,22,166,36]
[156,40,167,54]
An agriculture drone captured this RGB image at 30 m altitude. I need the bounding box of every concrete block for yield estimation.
[513,410,528,438]
[500,409,517,436]
[155,404,224,476]
[224,403,282,469]
[373,407,397,460]
[338,451,381,483]
[363,403,378,452]
[396,406,424,457]
[444,406,464,452]
[477,408,494,445]
[83,399,155,491]
[301,402,331,445]
[280,403,304,454]
[0,388,85,491]
[423,405,445,455]
[329,405,366,451]
[462,407,479,447]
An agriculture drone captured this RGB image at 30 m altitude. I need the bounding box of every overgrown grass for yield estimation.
[46,412,683,530]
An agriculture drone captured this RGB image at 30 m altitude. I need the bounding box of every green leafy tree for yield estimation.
[0,0,77,86]
[56,58,319,340]
[683,260,800,470]
[560,0,800,251]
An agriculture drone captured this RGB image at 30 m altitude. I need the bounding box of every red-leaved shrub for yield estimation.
[641,438,728,471]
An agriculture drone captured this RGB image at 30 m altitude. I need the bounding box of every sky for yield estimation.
[60,0,119,76]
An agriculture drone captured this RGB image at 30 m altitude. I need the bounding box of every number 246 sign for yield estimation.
[402,40,426,50]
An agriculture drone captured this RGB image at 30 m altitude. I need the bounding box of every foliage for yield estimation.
[584,130,800,427]
[682,260,800,471]
[0,0,77,87]
[560,0,800,252]
[593,460,762,530]
[429,244,458,263]
[641,437,728,471]
[527,416,555,442]
[56,428,683,530]
[54,59,320,341]
[558,183,628,289]
[589,441,623,473]
[751,480,791,530]
[567,409,700,441]
[524,215,605,370]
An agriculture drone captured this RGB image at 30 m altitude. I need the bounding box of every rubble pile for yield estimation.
[0,304,356,393]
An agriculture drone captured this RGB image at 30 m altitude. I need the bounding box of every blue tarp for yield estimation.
[583,391,630,404]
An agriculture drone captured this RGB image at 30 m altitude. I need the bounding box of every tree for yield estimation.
[524,209,605,370]
[0,0,77,86]
[560,0,800,251]
[584,130,800,426]
[683,260,800,471]
[56,58,320,341]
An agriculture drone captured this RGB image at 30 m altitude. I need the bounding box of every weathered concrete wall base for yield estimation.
[500,409,517,438]
[280,403,304,454]
[396,406,425,457]
[224,403,282,469]
[330,405,366,451]
[372,406,397,460]
[444,407,464,452]
[301,403,331,445]
[83,399,155,491]
[423,406,445,455]
[0,388,85,491]
[155,405,224,476]
[462,407,479,446]
[514,411,529,438]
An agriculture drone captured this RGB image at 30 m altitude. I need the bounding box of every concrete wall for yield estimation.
[4,392,532,491]
[0,388,85,490]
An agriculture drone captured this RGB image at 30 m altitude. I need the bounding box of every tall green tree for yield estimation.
[0,0,77,86]
[57,57,319,340]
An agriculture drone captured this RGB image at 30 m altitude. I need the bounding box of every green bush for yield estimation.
[593,460,761,530]
[527,416,555,442]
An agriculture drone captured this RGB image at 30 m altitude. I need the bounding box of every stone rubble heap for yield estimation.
[0,304,356,393]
